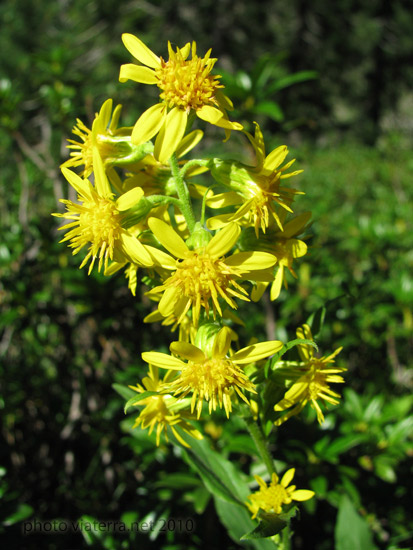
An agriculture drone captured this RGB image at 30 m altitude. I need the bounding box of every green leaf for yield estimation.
[2,503,33,526]
[267,71,318,94]
[177,434,248,507]
[254,101,284,122]
[111,383,137,401]
[335,495,379,550]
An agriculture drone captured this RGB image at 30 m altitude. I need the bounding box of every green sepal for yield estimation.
[241,506,298,540]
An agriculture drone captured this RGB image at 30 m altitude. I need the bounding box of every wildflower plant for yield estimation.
[54,34,346,546]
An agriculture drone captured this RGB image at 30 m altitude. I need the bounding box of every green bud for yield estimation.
[194,322,222,356]
[207,158,253,195]
[97,135,154,167]
[185,222,212,250]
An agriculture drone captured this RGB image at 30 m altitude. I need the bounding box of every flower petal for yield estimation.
[148,217,189,259]
[212,327,232,359]
[158,286,180,317]
[196,105,223,124]
[116,187,144,211]
[226,251,276,271]
[170,341,204,362]
[264,145,289,171]
[281,468,295,487]
[154,107,188,163]
[93,148,112,197]
[61,168,93,200]
[119,63,158,84]
[206,223,240,258]
[269,270,283,301]
[175,129,204,158]
[121,33,160,68]
[291,489,315,501]
[119,232,153,266]
[131,103,166,146]
[232,340,283,365]
[141,351,184,370]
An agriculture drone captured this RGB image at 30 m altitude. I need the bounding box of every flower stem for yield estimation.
[169,153,196,233]
[243,415,276,476]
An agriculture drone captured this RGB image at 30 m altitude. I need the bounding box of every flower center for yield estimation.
[167,251,247,323]
[267,484,290,511]
[79,197,122,248]
[156,47,223,112]
[170,357,255,417]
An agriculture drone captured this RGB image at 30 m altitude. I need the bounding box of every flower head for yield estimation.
[53,150,153,274]
[247,469,314,519]
[62,99,123,177]
[129,365,203,447]
[146,218,277,326]
[207,123,303,236]
[244,212,311,301]
[119,34,242,162]
[274,324,345,424]
[142,327,283,418]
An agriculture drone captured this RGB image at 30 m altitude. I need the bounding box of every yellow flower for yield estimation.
[142,327,283,418]
[274,324,345,425]
[247,469,315,519]
[145,218,277,326]
[207,123,303,236]
[119,34,242,162]
[62,99,123,177]
[248,212,311,301]
[53,150,153,274]
[129,365,203,447]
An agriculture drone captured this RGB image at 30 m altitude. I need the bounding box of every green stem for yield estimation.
[169,153,196,233]
[243,415,276,476]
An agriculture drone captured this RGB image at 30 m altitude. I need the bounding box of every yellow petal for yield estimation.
[144,245,176,269]
[196,105,223,124]
[170,341,204,362]
[148,217,188,259]
[206,223,240,258]
[175,129,204,158]
[61,168,93,200]
[141,351,184,370]
[104,261,126,276]
[158,286,180,317]
[270,267,284,301]
[251,282,268,302]
[286,239,307,259]
[119,63,158,84]
[291,489,315,501]
[213,117,243,131]
[116,187,144,211]
[121,33,160,69]
[232,340,283,365]
[119,232,152,266]
[281,468,295,487]
[154,107,188,164]
[96,99,113,133]
[205,214,232,231]
[264,145,289,171]
[93,148,112,197]
[131,103,166,146]
[206,192,243,208]
[283,212,311,238]
[226,251,276,271]
[212,327,232,359]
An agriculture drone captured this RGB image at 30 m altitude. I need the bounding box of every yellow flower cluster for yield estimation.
[54,34,346,522]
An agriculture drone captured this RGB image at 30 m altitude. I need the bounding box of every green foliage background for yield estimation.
[1,1,412,549]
